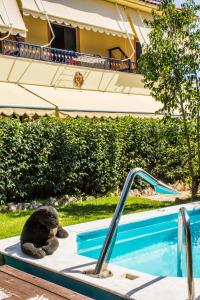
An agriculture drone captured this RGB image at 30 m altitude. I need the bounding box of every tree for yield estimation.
[139,0,200,197]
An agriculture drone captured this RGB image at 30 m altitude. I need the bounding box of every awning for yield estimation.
[0,82,55,116]
[0,82,178,118]
[21,0,133,38]
[0,0,27,37]
[20,84,163,116]
[0,81,162,117]
[128,9,152,45]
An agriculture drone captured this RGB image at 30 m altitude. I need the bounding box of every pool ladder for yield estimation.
[85,167,178,277]
[85,168,195,300]
[177,207,195,300]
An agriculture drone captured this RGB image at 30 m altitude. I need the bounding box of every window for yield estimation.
[51,24,76,51]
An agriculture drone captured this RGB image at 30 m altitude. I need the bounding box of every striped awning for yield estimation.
[21,0,133,38]
[0,0,27,37]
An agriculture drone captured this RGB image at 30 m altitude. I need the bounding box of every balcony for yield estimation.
[0,40,137,74]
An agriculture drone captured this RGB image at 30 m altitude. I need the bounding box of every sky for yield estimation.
[175,0,200,6]
[175,0,200,17]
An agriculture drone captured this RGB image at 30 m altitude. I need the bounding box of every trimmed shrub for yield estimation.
[115,117,188,185]
[0,116,190,203]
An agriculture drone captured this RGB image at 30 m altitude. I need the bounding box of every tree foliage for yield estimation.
[139,0,200,196]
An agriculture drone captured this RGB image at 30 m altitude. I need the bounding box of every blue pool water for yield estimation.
[77,209,200,278]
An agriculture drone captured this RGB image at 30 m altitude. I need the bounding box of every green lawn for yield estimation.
[0,196,174,240]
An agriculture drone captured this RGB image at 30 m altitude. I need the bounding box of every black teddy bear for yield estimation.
[20,206,68,259]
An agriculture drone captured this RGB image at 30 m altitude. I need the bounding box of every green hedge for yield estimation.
[0,116,189,203]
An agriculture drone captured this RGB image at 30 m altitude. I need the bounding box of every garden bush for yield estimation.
[0,116,190,203]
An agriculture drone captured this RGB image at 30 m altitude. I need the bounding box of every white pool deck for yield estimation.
[1,202,200,300]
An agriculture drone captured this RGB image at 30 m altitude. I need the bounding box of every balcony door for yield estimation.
[51,24,76,51]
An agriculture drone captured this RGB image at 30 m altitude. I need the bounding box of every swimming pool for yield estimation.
[77,209,200,278]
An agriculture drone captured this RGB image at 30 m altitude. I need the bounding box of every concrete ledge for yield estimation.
[0,202,200,299]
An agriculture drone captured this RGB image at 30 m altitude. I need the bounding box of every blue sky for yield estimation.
[175,0,200,6]
[175,0,200,17]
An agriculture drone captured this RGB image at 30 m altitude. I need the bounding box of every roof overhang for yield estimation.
[106,0,159,13]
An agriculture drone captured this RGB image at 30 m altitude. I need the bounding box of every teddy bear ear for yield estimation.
[38,207,48,214]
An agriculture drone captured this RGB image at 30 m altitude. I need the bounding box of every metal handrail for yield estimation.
[177,207,195,300]
[93,167,178,276]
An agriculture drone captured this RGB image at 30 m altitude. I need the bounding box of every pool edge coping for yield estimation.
[1,201,200,300]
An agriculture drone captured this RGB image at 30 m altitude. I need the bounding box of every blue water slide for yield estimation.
[137,169,179,195]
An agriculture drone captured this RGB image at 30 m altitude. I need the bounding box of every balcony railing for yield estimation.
[0,40,137,73]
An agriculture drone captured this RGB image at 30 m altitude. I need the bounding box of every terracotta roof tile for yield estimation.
[140,0,160,5]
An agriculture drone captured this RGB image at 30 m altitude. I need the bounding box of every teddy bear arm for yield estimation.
[56,225,69,238]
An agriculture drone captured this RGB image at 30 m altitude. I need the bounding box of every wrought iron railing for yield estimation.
[0,40,137,73]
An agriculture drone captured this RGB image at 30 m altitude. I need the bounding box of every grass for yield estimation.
[0,196,175,240]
